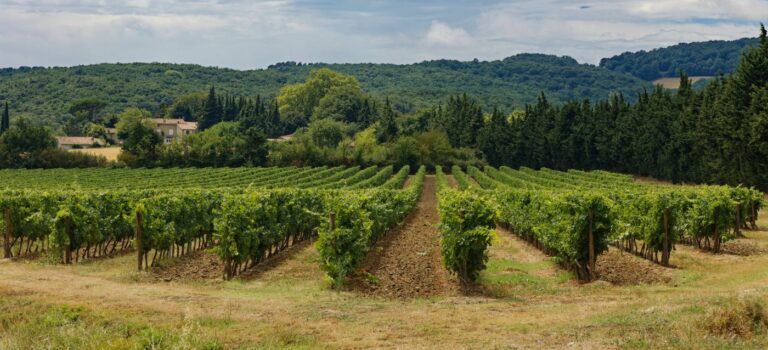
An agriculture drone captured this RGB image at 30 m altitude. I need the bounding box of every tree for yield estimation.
[165,92,206,121]
[392,136,420,168]
[376,98,399,143]
[0,117,56,167]
[312,84,370,124]
[69,98,107,122]
[308,118,347,148]
[277,68,361,129]
[199,86,222,131]
[64,98,108,136]
[1,102,9,133]
[477,107,513,166]
[116,108,161,166]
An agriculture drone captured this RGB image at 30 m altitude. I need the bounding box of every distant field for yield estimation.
[653,76,713,89]
[71,146,121,161]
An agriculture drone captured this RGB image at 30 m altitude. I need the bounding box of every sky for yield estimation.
[0,0,764,69]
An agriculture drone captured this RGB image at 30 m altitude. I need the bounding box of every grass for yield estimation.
[2,219,768,348]
[70,146,121,161]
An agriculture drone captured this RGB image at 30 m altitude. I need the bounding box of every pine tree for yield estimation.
[1,102,9,133]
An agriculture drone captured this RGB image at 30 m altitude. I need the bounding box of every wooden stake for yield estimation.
[330,212,336,231]
[3,208,11,259]
[662,208,670,267]
[136,212,143,271]
[588,209,595,281]
[65,219,73,264]
[735,205,741,237]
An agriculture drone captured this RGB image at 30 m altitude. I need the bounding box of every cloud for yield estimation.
[0,0,763,68]
[424,20,473,46]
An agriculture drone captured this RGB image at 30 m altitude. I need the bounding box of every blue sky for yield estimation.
[0,0,764,69]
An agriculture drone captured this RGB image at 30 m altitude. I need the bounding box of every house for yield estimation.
[151,119,198,144]
[56,136,106,150]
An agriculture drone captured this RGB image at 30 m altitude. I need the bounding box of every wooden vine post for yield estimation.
[136,212,143,271]
[662,208,670,267]
[588,208,595,281]
[62,217,73,264]
[753,202,759,230]
[330,212,336,231]
[713,215,721,253]
[735,204,741,237]
[3,208,11,259]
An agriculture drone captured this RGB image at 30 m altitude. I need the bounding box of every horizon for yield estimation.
[0,36,757,72]
[1,0,764,70]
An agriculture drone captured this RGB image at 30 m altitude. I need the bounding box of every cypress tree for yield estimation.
[200,86,222,130]
[376,98,399,143]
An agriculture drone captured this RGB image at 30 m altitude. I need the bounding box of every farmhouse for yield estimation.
[151,118,198,144]
[56,136,106,150]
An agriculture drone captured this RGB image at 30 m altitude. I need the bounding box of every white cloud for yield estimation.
[629,0,768,21]
[0,0,763,68]
[424,20,473,46]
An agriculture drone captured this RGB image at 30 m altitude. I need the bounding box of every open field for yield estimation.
[653,76,713,89]
[70,146,122,162]
[1,166,767,349]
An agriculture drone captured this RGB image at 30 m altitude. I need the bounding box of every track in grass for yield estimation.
[349,175,457,298]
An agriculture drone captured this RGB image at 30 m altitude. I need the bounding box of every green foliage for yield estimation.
[115,108,161,166]
[159,121,268,167]
[214,189,325,278]
[600,37,758,80]
[316,166,424,286]
[437,188,497,285]
[0,56,651,129]
[494,187,612,279]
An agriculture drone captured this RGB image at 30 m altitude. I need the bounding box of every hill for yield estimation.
[600,37,758,81]
[0,54,649,129]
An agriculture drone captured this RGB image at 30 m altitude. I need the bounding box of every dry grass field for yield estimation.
[71,146,121,162]
[653,76,714,89]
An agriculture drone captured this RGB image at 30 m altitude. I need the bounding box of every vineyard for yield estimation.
[436,165,764,282]
[0,165,421,283]
[1,165,768,348]
[1,165,763,283]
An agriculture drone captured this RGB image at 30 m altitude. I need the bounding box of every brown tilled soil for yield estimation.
[148,239,316,282]
[148,250,223,282]
[596,248,672,285]
[349,175,459,298]
[721,238,768,256]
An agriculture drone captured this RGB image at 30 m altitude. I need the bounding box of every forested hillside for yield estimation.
[600,37,758,80]
[0,54,649,128]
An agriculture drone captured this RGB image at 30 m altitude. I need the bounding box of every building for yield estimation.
[151,119,198,144]
[56,136,106,150]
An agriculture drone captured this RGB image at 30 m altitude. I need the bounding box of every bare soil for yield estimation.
[148,249,223,282]
[721,238,768,256]
[348,175,458,298]
[596,248,672,285]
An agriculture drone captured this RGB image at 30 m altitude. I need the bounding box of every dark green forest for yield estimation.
[600,37,759,80]
[0,54,649,129]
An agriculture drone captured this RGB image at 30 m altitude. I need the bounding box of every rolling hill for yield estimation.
[0,54,650,129]
[600,37,758,81]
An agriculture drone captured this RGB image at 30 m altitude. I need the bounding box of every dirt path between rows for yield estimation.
[349,175,458,298]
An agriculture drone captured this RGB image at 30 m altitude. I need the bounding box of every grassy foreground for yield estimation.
[2,217,768,349]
